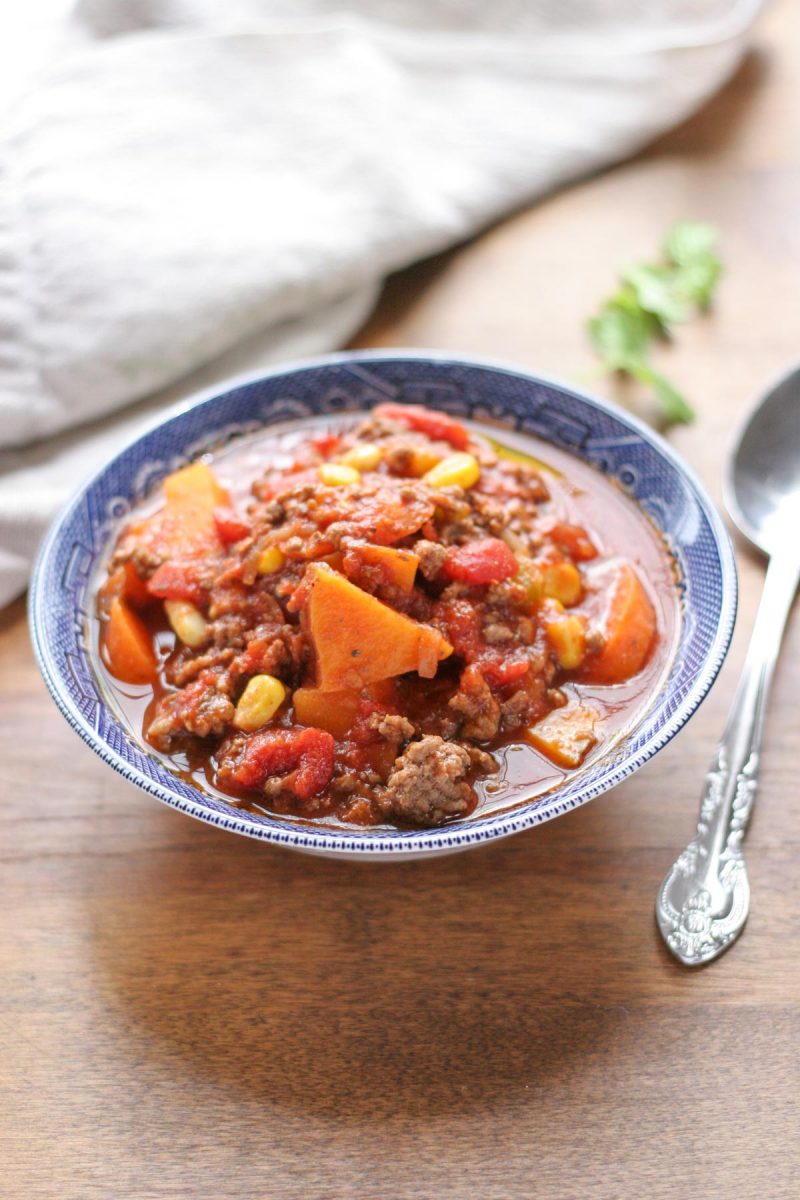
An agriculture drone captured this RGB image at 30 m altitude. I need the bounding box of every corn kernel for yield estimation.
[423,452,480,490]
[545,614,586,670]
[501,530,527,555]
[165,600,208,648]
[319,463,360,486]
[338,443,382,471]
[256,546,285,575]
[233,674,287,732]
[541,561,582,607]
[515,557,544,606]
[407,447,443,477]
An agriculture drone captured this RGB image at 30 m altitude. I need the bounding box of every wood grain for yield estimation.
[3,4,800,1197]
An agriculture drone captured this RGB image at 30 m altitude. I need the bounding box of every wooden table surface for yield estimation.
[3,4,799,1197]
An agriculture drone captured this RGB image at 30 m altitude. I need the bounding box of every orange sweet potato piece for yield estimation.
[98,560,151,614]
[527,703,598,768]
[345,544,419,592]
[161,462,230,553]
[119,560,152,608]
[294,681,398,737]
[580,562,657,684]
[163,461,229,510]
[306,565,452,691]
[103,598,158,685]
[293,687,362,739]
[121,462,230,564]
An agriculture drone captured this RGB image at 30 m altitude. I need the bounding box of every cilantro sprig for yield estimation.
[587,221,722,424]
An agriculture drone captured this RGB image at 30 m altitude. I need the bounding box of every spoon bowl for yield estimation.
[725,364,800,556]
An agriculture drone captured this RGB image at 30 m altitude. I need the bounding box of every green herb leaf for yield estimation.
[621,264,691,326]
[664,221,722,309]
[587,303,652,370]
[673,256,722,309]
[586,220,722,425]
[664,221,718,265]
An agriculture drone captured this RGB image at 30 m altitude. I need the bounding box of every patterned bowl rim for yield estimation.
[29,349,738,857]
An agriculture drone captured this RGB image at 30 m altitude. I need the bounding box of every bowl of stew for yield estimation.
[30,352,736,859]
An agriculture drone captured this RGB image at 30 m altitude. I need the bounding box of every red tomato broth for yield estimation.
[92,410,680,829]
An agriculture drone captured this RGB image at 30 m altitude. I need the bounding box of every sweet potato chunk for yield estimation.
[581,562,657,684]
[122,462,230,565]
[294,681,398,738]
[162,462,230,552]
[293,687,362,739]
[526,703,598,768]
[98,561,151,613]
[345,544,419,592]
[103,598,158,685]
[306,565,452,691]
[163,461,229,510]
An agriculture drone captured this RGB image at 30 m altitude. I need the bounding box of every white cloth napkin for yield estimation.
[0,0,764,605]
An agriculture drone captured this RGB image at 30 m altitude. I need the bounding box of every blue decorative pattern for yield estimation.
[29,352,737,859]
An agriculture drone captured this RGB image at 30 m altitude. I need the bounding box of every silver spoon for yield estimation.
[657,365,800,966]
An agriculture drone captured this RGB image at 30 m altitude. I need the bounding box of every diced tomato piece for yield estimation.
[349,699,395,745]
[434,595,532,685]
[480,656,530,687]
[158,672,218,727]
[310,433,343,457]
[286,569,315,613]
[433,597,485,662]
[253,467,322,502]
[344,487,434,545]
[147,561,207,605]
[374,403,469,450]
[213,506,251,545]
[546,522,598,562]
[442,538,518,585]
[284,434,344,469]
[220,726,335,800]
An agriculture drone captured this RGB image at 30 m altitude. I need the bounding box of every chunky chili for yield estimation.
[96,404,676,828]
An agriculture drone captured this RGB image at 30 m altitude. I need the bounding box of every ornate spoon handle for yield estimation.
[656,550,799,965]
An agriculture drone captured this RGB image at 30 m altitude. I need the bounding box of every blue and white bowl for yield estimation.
[29,352,737,859]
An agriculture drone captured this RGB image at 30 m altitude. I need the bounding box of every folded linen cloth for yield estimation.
[1,0,764,604]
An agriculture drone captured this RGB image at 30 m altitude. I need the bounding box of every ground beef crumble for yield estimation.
[368,712,415,743]
[148,674,235,750]
[377,736,478,826]
[449,666,502,741]
[415,539,448,580]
